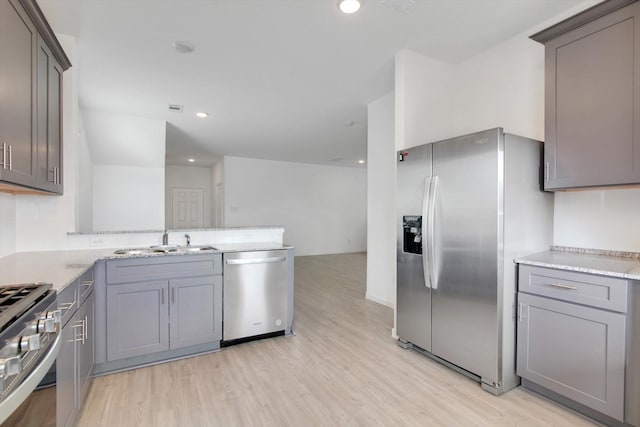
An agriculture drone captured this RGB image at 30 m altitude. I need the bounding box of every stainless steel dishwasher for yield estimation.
[223,250,289,342]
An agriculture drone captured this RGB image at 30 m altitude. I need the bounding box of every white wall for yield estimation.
[0,194,16,257]
[76,113,93,232]
[223,156,366,256]
[165,165,213,229]
[93,165,164,231]
[366,92,396,308]
[395,50,454,150]
[451,36,545,141]
[81,110,166,232]
[82,110,166,168]
[554,189,640,252]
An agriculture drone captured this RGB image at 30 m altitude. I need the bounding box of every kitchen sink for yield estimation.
[178,245,217,252]
[114,245,218,255]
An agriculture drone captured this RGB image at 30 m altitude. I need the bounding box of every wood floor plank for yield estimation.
[76,253,597,427]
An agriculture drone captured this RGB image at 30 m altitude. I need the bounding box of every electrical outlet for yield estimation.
[89,237,104,247]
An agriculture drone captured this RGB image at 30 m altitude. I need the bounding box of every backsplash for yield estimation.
[554,188,640,253]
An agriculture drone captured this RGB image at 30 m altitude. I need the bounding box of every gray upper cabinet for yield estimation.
[0,0,70,194]
[0,0,38,189]
[36,38,63,193]
[532,0,640,190]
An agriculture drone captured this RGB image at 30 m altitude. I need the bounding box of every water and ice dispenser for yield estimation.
[402,216,422,254]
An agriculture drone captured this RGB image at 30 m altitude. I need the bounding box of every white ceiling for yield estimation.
[38,0,585,168]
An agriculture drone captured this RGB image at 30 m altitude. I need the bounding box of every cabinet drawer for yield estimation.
[106,254,221,284]
[77,268,94,305]
[519,265,628,312]
[57,280,77,327]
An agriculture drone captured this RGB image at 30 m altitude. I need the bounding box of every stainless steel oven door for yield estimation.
[0,333,60,426]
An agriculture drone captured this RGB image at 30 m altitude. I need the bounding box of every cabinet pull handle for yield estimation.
[545,162,549,181]
[161,288,165,305]
[48,168,56,183]
[7,145,12,171]
[0,143,5,169]
[172,288,176,304]
[72,321,85,344]
[81,280,94,291]
[518,302,524,322]
[59,301,76,312]
[548,283,578,290]
[84,316,88,341]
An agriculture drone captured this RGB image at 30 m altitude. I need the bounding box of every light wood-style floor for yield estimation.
[77,253,597,426]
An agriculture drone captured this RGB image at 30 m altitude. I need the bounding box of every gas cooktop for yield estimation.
[0,284,52,333]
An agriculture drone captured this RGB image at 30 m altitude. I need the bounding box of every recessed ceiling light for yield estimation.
[172,41,195,54]
[358,159,365,164]
[338,0,360,14]
[188,158,195,163]
[196,112,209,118]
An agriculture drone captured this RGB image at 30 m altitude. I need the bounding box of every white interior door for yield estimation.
[172,188,204,229]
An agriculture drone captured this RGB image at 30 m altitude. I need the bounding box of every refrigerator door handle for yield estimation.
[427,176,439,289]
[421,177,432,288]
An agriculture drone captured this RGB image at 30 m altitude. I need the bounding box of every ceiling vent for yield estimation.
[380,0,416,13]
[168,104,184,113]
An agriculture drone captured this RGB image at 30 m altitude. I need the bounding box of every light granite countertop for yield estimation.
[0,242,292,293]
[515,248,640,281]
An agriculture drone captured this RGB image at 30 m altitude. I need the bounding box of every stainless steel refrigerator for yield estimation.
[396,128,553,395]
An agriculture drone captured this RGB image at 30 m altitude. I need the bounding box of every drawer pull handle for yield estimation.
[59,301,76,311]
[548,283,578,290]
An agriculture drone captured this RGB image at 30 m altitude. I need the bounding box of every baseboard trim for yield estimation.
[365,293,393,308]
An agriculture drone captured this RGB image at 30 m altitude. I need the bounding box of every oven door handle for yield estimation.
[0,333,61,424]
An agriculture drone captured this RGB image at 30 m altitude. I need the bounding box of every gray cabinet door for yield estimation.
[544,1,640,190]
[57,314,79,427]
[0,0,38,188]
[106,281,169,361]
[517,292,626,420]
[77,292,95,408]
[169,276,222,349]
[35,37,63,193]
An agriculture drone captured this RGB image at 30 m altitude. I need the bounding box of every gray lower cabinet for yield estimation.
[169,276,222,349]
[57,270,95,427]
[104,255,222,364]
[106,280,170,361]
[517,292,626,420]
[517,264,636,425]
[77,292,95,408]
[57,310,77,427]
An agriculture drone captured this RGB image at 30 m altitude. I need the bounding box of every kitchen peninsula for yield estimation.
[0,226,294,427]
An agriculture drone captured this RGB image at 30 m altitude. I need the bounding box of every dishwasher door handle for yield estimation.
[226,256,286,265]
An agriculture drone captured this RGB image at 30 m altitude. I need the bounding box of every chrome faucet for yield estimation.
[184,234,191,247]
[162,230,169,246]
